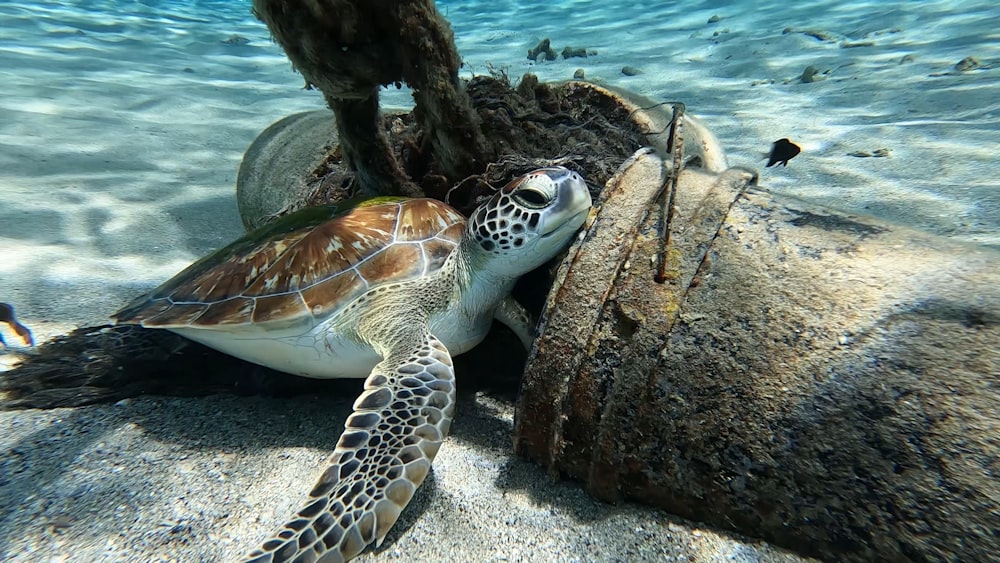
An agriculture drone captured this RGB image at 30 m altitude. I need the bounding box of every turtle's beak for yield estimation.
[539,167,592,237]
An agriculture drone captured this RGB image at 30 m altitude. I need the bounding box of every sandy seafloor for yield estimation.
[0,0,996,560]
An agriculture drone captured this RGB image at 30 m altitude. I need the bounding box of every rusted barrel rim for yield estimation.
[514,89,756,480]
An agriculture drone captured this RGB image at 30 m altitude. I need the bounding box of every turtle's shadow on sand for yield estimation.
[0,324,523,559]
[0,320,774,560]
[0,385,441,559]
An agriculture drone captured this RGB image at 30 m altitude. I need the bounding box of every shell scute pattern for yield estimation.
[196,296,256,325]
[113,198,466,328]
[251,293,309,324]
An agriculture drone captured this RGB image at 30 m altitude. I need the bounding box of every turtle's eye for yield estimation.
[512,188,550,209]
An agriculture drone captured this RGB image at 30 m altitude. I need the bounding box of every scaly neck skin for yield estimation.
[455,235,519,316]
[423,236,518,356]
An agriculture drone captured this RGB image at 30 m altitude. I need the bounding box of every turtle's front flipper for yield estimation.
[494,296,534,350]
[242,332,456,563]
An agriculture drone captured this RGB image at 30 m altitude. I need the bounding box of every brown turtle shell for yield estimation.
[113,197,466,328]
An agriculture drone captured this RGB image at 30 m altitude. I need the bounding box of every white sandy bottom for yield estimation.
[1,0,997,561]
[0,393,811,562]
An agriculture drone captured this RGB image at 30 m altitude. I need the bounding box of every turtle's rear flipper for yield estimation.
[0,325,334,410]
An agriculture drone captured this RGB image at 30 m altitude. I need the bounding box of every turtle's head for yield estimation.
[468,166,592,277]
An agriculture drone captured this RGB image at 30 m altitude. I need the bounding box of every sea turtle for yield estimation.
[112,166,592,562]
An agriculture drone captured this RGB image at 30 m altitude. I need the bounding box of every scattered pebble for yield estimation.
[707,14,722,24]
[621,66,643,76]
[561,46,589,59]
[784,28,838,42]
[954,56,980,71]
[573,68,585,80]
[48,516,73,533]
[928,55,992,76]
[863,27,902,37]
[221,34,250,46]
[527,38,557,62]
[847,148,891,158]
[800,65,821,83]
[840,41,876,48]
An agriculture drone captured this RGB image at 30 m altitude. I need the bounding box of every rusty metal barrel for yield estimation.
[229,81,997,561]
[515,144,999,561]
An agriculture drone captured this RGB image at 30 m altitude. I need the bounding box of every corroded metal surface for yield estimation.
[515,148,667,471]
[516,137,999,561]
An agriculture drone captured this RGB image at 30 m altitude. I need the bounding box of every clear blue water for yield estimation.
[0,0,997,330]
[0,3,997,561]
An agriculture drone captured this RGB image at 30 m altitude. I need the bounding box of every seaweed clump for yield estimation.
[300,73,645,218]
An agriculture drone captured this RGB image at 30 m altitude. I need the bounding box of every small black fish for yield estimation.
[766,138,802,167]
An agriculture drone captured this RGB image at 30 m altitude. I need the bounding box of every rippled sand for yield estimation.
[1,0,996,561]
